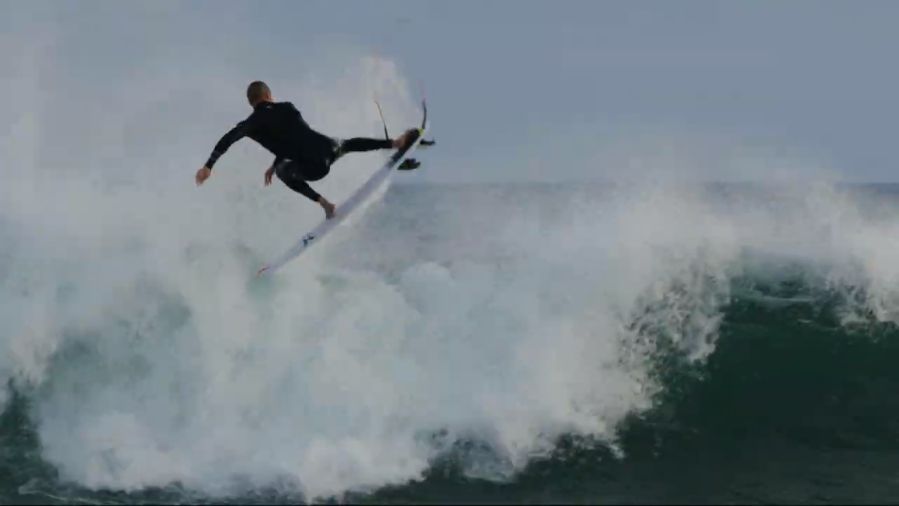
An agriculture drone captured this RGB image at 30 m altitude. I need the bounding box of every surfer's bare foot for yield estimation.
[318,196,336,219]
[392,129,418,150]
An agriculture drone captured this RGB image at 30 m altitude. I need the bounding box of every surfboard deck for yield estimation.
[256,101,430,276]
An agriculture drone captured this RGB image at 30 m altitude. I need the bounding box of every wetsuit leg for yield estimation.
[299,156,331,181]
[274,137,391,203]
[275,159,327,203]
[335,137,393,158]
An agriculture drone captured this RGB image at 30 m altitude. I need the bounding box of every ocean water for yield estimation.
[3,181,899,504]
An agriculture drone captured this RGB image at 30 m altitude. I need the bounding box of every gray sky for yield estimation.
[4,1,899,183]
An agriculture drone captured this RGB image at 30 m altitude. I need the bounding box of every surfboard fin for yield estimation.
[398,158,421,171]
[374,98,390,141]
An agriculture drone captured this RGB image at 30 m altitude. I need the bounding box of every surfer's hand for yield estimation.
[195,166,211,186]
[264,166,275,186]
[318,196,336,219]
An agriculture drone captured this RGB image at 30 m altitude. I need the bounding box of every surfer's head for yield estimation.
[247,81,272,107]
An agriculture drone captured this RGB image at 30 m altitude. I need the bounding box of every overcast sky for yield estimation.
[3,1,899,183]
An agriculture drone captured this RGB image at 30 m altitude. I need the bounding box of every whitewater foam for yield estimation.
[10,167,899,500]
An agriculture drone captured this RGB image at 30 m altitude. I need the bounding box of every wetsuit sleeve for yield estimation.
[205,115,256,169]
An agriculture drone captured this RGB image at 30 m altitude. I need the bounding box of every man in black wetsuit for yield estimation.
[195,81,417,219]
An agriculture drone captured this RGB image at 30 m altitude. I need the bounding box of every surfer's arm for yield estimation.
[204,119,252,169]
[196,116,257,186]
[264,156,282,186]
[264,161,276,186]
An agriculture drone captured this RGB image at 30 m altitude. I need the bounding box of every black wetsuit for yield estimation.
[204,101,392,202]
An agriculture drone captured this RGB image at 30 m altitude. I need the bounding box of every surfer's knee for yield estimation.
[302,160,331,182]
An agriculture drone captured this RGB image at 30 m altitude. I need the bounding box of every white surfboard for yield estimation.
[257,102,429,276]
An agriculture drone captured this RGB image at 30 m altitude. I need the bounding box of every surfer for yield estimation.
[195,81,418,219]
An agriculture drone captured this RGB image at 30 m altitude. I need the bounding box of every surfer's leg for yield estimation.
[337,137,393,154]
[301,157,331,182]
[274,160,322,203]
[340,130,418,152]
[333,130,418,159]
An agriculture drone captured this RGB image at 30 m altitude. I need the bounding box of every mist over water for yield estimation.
[7,152,899,501]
